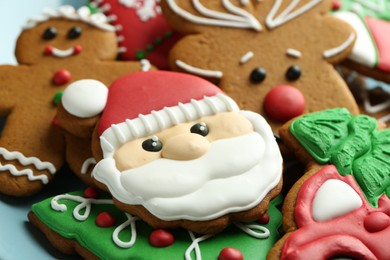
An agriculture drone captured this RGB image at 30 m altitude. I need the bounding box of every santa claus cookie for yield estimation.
[160,0,359,131]
[268,108,390,259]
[91,0,180,69]
[57,70,283,234]
[28,189,283,259]
[0,5,151,196]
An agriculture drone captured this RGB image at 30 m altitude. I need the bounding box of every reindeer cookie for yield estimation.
[0,6,150,196]
[160,0,359,131]
[57,70,284,234]
[268,108,390,259]
[91,0,180,69]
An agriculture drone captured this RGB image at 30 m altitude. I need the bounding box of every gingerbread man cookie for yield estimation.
[0,5,151,196]
[57,70,283,234]
[160,0,359,131]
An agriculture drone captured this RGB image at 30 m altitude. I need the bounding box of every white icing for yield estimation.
[50,46,79,58]
[240,51,254,64]
[176,60,223,78]
[333,11,377,67]
[185,231,213,260]
[99,93,239,158]
[23,5,115,32]
[140,59,152,71]
[119,0,159,22]
[266,0,322,29]
[286,48,302,58]
[93,111,283,221]
[354,0,385,13]
[112,213,140,248]
[0,147,56,184]
[323,33,356,59]
[312,179,363,222]
[165,0,261,31]
[51,193,114,221]
[234,222,270,238]
[81,157,97,174]
[62,79,109,118]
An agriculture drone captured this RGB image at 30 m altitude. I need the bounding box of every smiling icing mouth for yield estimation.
[43,45,82,58]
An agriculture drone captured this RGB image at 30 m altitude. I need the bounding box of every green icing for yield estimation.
[334,0,390,20]
[31,192,283,259]
[290,108,390,207]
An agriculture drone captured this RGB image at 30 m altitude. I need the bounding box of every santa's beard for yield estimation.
[93,131,282,221]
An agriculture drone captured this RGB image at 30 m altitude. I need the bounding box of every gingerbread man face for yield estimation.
[59,70,283,234]
[161,0,359,131]
[0,6,149,196]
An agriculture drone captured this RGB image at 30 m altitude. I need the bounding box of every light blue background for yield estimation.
[0,1,87,259]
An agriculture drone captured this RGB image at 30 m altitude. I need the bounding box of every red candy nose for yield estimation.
[264,85,305,122]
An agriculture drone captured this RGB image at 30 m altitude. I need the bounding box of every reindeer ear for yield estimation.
[160,0,261,35]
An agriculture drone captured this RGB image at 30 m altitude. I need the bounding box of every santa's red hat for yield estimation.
[62,71,239,158]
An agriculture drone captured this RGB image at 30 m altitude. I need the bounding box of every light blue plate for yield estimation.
[0,1,87,259]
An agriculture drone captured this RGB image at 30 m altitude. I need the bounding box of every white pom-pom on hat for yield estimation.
[62,79,108,118]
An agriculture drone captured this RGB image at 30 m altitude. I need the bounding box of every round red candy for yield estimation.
[52,69,71,85]
[332,0,342,10]
[218,247,244,260]
[96,212,116,227]
[73,45,82,55]
[263,85,305,122]
[257,213,270,224]
[84,186,99,199]
[149,229,175,247]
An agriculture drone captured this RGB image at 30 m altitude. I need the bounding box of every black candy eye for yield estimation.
[190,122,209,137]
[42,27,57,40]
[286,65,301,81]
[250,67,267,83]
[67,26,82,39]
[142,136,162,152]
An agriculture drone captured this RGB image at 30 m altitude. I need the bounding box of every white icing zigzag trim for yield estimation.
[323,33,356,59]
[234,222,270,238]
[266,0,322,29]
[185,231,213,260]
[81,157,97,174]
[23,5,115,32]
[176,60,223,78]
[140,59,152,71]
[0,147,56,184]
[166,0,261,31]
[112,213,140,248]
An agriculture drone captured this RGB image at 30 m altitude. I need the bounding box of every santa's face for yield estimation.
[93,111,283,221]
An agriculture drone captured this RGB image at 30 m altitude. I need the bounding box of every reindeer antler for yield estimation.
[166,0,262,31]
[266,0,321,29]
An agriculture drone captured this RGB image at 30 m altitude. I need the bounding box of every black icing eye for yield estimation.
[190,122,209,137]
[250,67,267,83]
[286,65,301,81]
[142,136,163,152]
[42,27,57,40]
[67,26,82,39]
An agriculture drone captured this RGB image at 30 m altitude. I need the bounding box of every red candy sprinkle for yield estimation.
[264,85,305,122]
[52,69,71,85]
[257,213,270,224]
[43,45,53,55]
[96,212,116,227]
[149,229,175,247]
[218,247,244,260]
[364,212,390,233]
[52,116,61,128]
[84,186,100,199]
[73,45,82,55]
[332,0,342,10]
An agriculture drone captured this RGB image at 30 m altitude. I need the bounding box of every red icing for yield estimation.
[96,212,116,227]
[257,213,270,224]
[281,165,390,259]
[98,71,223,135]
[52,69,71,85]
[84,186,100,199]
[218,248,244,260]
[364,212,390,233]
[97,0,180,69]
[149,229,174,247]
[366,17,390,73]
[263,85,305,122]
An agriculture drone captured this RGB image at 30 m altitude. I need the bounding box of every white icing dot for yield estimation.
[62,79,108,118]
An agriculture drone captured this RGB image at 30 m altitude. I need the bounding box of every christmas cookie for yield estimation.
[332,0,390,83]
[91,0,180,69]
[0,5,151,196]
[28,189,283,259]
[57,70,283,234]
[160,0,359,131]
[268,108,390,259]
